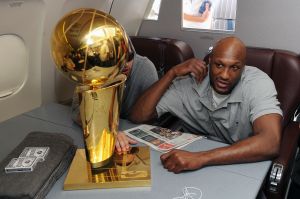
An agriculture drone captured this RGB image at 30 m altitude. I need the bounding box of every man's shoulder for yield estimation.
[133,54,157,72]
[241,66,277,96]
[130,54,158,83]
[134,54,152,65]
[242,66,273,86]
[171,75,201,91]
[241,66,282,121]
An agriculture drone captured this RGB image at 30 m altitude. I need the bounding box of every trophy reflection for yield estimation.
[87,147,149,184]
[51,8,130,168]
[63,147,151,190]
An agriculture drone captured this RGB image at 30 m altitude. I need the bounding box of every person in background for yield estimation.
[130,36,282,173]
[183,0,213,29]
[71,40,159,153]
[115,51,159,153]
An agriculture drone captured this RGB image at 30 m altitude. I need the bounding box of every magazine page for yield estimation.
[124,124,203,152]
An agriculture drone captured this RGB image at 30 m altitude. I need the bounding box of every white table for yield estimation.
[0,103,271,199]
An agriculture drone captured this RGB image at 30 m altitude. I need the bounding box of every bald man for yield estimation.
[129,36,282,173]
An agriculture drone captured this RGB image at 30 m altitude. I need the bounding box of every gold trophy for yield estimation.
[51,8,129,168]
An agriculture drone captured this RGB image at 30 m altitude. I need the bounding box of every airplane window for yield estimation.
[145,0,162,20]
[182,0,237,32]
[0,35,27,98]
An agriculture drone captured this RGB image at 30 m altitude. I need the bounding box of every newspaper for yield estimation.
[124,124,203,152]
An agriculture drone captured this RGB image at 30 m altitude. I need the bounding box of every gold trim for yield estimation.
[64,147,151,190]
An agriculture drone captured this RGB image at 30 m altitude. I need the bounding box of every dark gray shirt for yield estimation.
[120,54,158,118]
[156,66,282,144]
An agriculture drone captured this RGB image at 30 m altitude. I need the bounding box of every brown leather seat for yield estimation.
[245,47,300,199]
[130,36,194,77]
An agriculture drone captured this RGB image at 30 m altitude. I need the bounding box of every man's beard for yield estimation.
[209,73,241,95]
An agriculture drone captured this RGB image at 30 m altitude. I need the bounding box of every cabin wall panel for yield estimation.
[0,0,45,122]
[139,0,300,59]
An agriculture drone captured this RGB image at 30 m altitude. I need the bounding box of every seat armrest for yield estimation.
[265,122,300,199]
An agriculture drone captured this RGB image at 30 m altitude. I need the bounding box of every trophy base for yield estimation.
[63,146,151,190]
[90,156,112,169]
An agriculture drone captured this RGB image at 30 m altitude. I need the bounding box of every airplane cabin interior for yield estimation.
[0,0,299,199]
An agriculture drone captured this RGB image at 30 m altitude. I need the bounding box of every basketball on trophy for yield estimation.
[51,8,130,86]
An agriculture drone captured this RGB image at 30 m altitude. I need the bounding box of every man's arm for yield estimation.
[183,10,209,22]
[160,113,282,173]
[129,58,207,123]
[183,13,208,23]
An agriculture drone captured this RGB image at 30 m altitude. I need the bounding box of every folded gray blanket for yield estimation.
[0,132,77,199]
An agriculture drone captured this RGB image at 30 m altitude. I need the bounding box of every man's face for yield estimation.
[121,59,133,77]
[209,50,245,95]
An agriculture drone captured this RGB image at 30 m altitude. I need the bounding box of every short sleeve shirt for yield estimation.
[71,54,158,121]
[156,66,282,144]
[121,54,158,118]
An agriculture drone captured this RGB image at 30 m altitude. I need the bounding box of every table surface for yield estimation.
[0,103,271,199]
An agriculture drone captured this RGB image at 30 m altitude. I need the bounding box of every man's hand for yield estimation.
[115,132,138,153]
[159,114,282,174]
[160,149,206,174]
[171,58,208,83]
[129,58,207,123]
